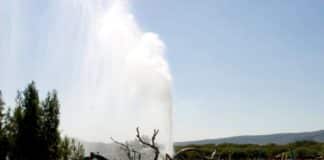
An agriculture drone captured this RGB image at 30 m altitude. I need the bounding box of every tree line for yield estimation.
[0,82,85,160]
[175,141,324,160]
[2,82,324,160]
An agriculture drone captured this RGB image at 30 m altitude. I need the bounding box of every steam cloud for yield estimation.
[0,0,173,155]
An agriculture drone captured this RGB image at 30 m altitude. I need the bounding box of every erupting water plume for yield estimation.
[0,0,173,156]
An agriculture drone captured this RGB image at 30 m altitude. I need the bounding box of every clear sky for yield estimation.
[131,0,324,141]
[1,0,324,142]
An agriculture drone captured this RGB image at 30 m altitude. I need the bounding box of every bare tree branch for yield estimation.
[209,150,217,160]
[136,127,160,160]
[110,137,129,150]
[110,137,141,160]
[166,153,173,160]
[172,147,217,160]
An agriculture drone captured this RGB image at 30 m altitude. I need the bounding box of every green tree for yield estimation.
[60,136,72,160]
[16,82,43,160]
[0,90,9,159]
[70,138,85,160]
[0,92,22,160]
[0,90,4,129]
[59,136,85,160]
[41,91,61,160]
[0,82,73,160]
[10,94,25,160]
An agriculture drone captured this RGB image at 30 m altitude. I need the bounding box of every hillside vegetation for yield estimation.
[176,141,324,160]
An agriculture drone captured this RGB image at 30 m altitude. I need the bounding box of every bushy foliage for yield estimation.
[176,141,324,160]
[0,82,85,160]
[60,136,85,160]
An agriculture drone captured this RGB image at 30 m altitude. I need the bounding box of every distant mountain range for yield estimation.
[175,130,324,146]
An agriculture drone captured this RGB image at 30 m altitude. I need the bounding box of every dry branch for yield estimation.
[136,127,160,160]
[172,147,217,160]
[110,137,141,160]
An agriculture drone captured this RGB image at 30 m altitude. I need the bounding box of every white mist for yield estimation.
[0,0,173,156]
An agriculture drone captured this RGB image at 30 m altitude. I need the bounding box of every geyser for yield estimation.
[0,0,173,156]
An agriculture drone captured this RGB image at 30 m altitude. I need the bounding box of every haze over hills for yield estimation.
[175,130,324,146]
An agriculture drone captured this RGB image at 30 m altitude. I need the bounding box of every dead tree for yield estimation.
[112,127,218,160]
[135,127,217,160]
[110,137,141,160]
[136,127,160,160]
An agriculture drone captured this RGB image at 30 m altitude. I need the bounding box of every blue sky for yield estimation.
[0,0,324,142]
[132,0,324,141]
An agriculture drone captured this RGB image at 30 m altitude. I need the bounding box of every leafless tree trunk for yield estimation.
[136,127,160,160]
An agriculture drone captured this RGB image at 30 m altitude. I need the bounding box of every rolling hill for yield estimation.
[175,130,324,146]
